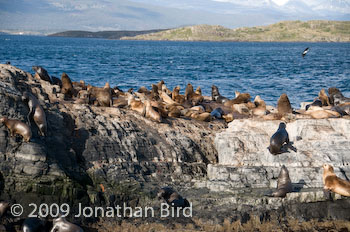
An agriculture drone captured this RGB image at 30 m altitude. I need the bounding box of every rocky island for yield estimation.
[0,64,349,231]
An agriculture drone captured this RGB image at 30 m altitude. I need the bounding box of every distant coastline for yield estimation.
[44,20,350,42]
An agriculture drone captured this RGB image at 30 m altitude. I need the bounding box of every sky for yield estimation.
[0,0,349,34]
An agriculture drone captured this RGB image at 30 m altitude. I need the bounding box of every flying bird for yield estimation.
[302,47,309,58]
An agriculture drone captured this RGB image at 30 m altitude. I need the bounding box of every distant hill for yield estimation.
[48,29,167,39]
[121,20,350,42]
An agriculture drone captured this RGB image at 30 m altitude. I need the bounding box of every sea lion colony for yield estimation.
[0,65,350,229]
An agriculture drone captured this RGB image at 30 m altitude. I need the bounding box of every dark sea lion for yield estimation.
[0,117,32,142]
[211,107,224,119]
[51,76,62,87]
[271,165,293,197]
[0,201,9,218]
[61,73,75,99]
[331,105,350,116]
[32,66,51,83]
[277,93,292,114]
[23,217,46,232]
[305,98,323,110]
[323,164,350,197]
[211,85,229,104]
[269,122,289,155]
[328,87,350,105]
[157,187,190,208]
[51,217,84,232]
[22,91,47,136]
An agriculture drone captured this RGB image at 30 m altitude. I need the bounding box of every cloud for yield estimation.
[47,0,107,11]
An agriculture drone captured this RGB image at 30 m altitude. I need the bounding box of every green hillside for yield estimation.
[121,20,350,42]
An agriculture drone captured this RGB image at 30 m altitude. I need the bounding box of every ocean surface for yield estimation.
[0,35,349,107]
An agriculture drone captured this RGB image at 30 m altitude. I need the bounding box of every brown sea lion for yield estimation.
[224,92,251,107]
[127,94,146,116]
[305,106,340,119]
[87,85,112,107]
[191,112,211,122]
[156,80,165,91]
[50,217,83,232]
[61,73,75,99]
[222,113,234,123]
[253,95,269,116]
[271,165,293,197]
[160,91,177,105]
[138,86,150,95]
[185,83,204,104]
[22,92,47,136]
[150,84,160,101]
[277,93,292,114]
[319,89,330,106]
[323,164,350,197]
[211,85,229,104]
[32,66,51,83]
[72,80,86,91]
[195,86,202,95]
[172,86,185,104]
[0,201,9,218]
[168,105,182,118]
[0,117,32,142]
[157,187,190,208]
[75,90,89,105]
[145,100,162,122]
[269,122,289,155]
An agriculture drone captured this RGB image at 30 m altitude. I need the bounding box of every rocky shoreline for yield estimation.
[0,64,349,231]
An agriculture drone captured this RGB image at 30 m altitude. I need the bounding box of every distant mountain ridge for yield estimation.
[121,20,350,42]
[48,29,167,39]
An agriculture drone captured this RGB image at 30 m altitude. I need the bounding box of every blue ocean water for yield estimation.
[0,35,349,107]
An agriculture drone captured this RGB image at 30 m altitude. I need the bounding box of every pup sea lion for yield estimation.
[211,85,229,104]
[211,107,224,119]
[61,73,75,99]
[50,217,83,232]
[22,92,47,136]
[269,122,289,155]
[32,66,51,83]
[323,164,350,197]
[271,165,293,197]
[0,117,32,142]
[277,93,292,114]
[0,201,9,218]
[157,187,190,208]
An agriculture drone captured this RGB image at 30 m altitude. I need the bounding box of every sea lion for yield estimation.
[23,217,46,232]
[224,92,251,107]
[222,113,234,123]
[127,94,146,116]
[50,217,83,232]
[269,122,289,155]
[185,83,203,105]
[318,89,330,106]
[145,100,162,123]
[304,106,340,119]
[51,76,62,87]
[87,85,112,107]
[61,73,75,99]
[150,84,160,101]
[22,92,47,136]
[271,165,293,197]
[32,66,51,83]
[0,201,9,218]
[305,98,323,110]
[157,187,190,208]
[211,107,224,119]
[160,91,177,105]
[253,95,269,116]
[195,86,202,95]
[0,117,32,142]
[191,112,211,122]
[211,85,229,104]
[72,80,86,91]
[156,80,165,91]
[172,86,185,104]
[168,105,182,118]
[328,87,350,106]
[138,86,150,95]
[323,164,350,197]
[277,93,292,114]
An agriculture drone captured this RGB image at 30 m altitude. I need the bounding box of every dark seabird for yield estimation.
[302,47,309,57]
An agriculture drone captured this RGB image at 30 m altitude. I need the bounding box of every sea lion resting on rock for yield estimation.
[277,93,292,114]
[269,165,293,198]
[32,66,51,83]
[211,85,229,104]
[323,164,350,197]
[185,83,203,105]
[87,84,112,107]
[0,117,32,142]
[22,91,47,136]
[211,107,224,119]
[328,87,350,106]
[157,187,190,208]
[23,216,47,232]
[269,122,289,155]
[224,91,251,107]
[50,217,83,232]
[318,88,330,106]
[145,100,162,123]
[61,73,75,99]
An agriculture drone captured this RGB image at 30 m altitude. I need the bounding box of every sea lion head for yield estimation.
[278,122,286,130]
[235,91,240,98]
[104,82,111,89]
[195,86,202,95]
[0,117,5,124]
[323,164,334,173]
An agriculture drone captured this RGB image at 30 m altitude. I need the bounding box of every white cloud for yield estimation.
[271,0,289,6]
[47,0,107,11]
